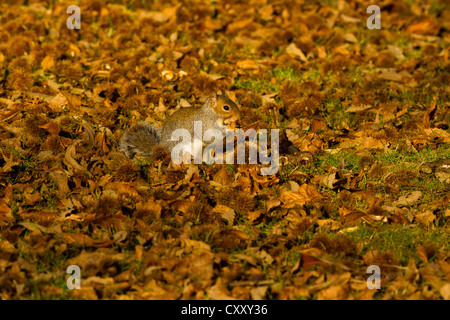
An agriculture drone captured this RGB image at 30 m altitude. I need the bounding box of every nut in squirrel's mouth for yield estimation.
[224,115,241,129]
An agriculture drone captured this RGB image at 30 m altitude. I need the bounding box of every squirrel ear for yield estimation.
[209,92,218,108]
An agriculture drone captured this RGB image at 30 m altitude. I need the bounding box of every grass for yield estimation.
[371,146,450,205]
[233,79,278,92]
[233,66,322,93]
[375,144,450,165]
[272,67,304,82]
[346,224,450,265]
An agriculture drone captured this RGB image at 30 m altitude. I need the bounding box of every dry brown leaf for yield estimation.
[213,204,235,225]
[41,56,55,71]
[62,233,94,246]
[346,104,373,113]
[140,280,177,300]
[184,164,200,181]
[247,210,263,222]
[61,91,81,109]
[170,200,192,214]
[65,142,92,178]
[72,287,98,300]
[138,11,170,23]
[3,184,13,205]
[233,253,258,266]
[343,33,358,43]
[213,168,232,186]
[422,96,437,128]
[440,283,450,300]
[445,209,450,218]
[378,69,404,82]
[317,284,348,300]
[414,210,436,226]
[113,230,128,243]
[280,184,322,208]
[0,240,17,255]
[84,276,114,287]
[395,191,422,207]
[316,45,327,59]
[66,250,125,277]
[286,43,307,61]
[316,219,342,231]
[0,202,13,223]
[38,121,60,135]
[416,246,428,263]
[106,182,139,198]
[207,277,236,300]
[227,18,254,33]
[48,170,70,197]
[300,248,326,269]
[135,245,144,261]
[19,221,62,235]
[0,152,21,173]
[320,172,344,189]
[250,286,268,300]
[236,59,258,70]
[407,19,440,35]
[257,250,274,265]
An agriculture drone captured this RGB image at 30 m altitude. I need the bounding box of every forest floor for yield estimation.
[0,0,449,300]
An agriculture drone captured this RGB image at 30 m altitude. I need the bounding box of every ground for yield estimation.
[0,0,449,300]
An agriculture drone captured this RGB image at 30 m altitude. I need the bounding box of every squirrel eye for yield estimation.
[223,105,230,111]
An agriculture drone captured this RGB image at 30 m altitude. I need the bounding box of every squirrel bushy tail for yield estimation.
[119,123,161,157]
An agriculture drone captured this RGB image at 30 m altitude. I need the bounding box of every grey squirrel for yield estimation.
[119,93,241,160]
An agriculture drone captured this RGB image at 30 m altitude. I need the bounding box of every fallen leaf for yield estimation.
[207,277,236,300]
[378,68,404,82]
[440,283,450,300]
[343,33,358,43]
[414,210,435,226]
[65,249,125,277]
[233,253,258,267]
[279,184,322,207]
[62,233,94,246]
[213,205,235,225]
[41,56,55,71]
[317,284,348,300]
[236,59,258,70]
[422,96,437,128]
[72,287,99,300]
[250,286,268,300]
[407,19,440,35]
[395,191,423,207]
[416,246,428,263]
[286,43,307,61]
[346,104,373,113]
[64,142,92,178]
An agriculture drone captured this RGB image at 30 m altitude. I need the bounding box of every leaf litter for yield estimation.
[0,0,449,300]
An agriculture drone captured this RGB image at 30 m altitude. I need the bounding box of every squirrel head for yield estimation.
[204,92,241,129]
